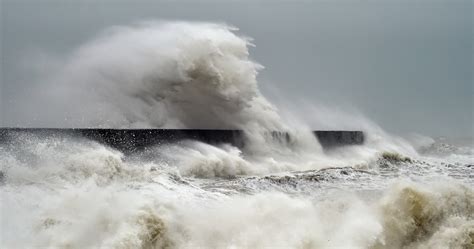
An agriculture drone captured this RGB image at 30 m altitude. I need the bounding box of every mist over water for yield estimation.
[1,21,473,249]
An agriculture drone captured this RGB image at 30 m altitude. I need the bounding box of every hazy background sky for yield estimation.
[1,0,472,137]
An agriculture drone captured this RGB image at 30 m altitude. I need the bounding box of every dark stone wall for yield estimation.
[313,130,364,148]
[0,128,364,153]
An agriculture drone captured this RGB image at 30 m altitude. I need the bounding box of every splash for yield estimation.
[29,22,282,131]
[17,20,424,161]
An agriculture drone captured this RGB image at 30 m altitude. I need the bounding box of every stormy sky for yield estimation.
[1,0,472,137]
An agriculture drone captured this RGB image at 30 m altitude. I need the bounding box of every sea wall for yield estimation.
[0,128,364,152]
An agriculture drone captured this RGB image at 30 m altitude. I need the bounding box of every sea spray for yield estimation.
[23,22,283,132]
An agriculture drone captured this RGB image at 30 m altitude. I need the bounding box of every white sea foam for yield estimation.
[1,133,473,249]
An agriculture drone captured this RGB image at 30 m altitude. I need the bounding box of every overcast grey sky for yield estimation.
[1,0,472,137]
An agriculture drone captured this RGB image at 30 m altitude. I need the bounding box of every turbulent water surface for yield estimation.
[1,22,473,249]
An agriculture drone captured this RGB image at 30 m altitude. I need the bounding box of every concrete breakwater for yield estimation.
[0,128,364,152]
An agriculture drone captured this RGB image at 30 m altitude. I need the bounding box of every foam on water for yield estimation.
[1,133,472,249]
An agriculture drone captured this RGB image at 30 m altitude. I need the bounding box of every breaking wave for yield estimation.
[29,21,282,131]
[1,134,473,249]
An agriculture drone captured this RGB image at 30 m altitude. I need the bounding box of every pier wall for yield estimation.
[0,128,364,152]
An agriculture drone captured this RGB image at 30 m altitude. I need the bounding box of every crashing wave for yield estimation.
[28,22,283,131]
